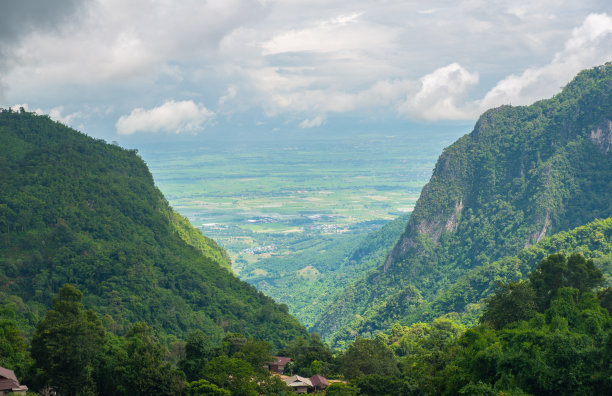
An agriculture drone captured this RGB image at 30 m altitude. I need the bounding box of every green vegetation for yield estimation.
[315,63,612,347]
[0,108,306,347]
[138,125,462,324]
[247,215,410,327]
[2,63,612,394]
[324,253,611,395]
[6,252,610,394]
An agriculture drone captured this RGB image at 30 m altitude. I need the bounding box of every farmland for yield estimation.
[136,125,467,325]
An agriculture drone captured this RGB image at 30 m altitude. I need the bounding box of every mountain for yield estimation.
[313,63,612,347]
[0,108,307,346]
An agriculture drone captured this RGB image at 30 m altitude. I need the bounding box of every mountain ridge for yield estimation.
[0,108,307,347]
[313,62,612,346]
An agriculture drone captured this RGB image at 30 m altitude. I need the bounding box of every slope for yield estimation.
[0,108,307,346]
[244,215,409,328]
[313,63,612,347]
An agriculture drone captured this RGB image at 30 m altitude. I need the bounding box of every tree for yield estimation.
[597,287,612,314]
[180,330,215,381]
[480,280,537,329]
[340,337,398,379]
[233,338,274,373]
[325,382,359,395]
[30,284,105,396]
[203,356,258,396]
[186,379,231,395]
[0,308,30,378]
[353,374,415,396]
[283,333,334,377]
[221,333,247,357]
[529,253,603,310]
[114,322,185,396]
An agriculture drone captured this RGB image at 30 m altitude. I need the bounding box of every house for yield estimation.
[283,375,313,394]
[265,356,294,374]
[309,374,329,392]
[0,367,28,395]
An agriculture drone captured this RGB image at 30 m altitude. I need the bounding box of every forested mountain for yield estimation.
[314,63,612,347]
[0,108,307,346]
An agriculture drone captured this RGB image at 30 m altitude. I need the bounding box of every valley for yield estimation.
[136,126,468,325]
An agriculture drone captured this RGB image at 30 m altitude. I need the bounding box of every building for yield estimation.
[265,356,294,374]
[309,374,329,392]
[0,367,28,395]
[283,375,313,394]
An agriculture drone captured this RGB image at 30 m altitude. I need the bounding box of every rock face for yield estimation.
[313,63,612,347]
[589,120,612,153]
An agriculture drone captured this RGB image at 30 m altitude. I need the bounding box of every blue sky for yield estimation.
[1,0,611,142]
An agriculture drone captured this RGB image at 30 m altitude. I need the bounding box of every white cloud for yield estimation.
[479,12,612,110]
[115,100,214,135]
[261,12,395,55]
[47,106,84,126]
[218,86,237,105]
[299,115,326,128]
[2,1,612,136]
[8,103,83,126]
[398,63,479,120]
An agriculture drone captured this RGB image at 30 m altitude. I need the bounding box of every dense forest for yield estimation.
[314,63,612,347]
[2,251,610,394]
[0,108,307,347]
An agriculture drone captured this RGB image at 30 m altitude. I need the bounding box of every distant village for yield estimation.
[265,356,343,394]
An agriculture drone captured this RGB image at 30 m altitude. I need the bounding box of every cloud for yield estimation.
[398,63,479,120]
[261,12,395,55]
[115,100,214,135]
[299,115,326,128]
[0,0,86,41]
[218,86,237,105]
[2,1,612,137]
[8,103,83,126]
[479,12,612,110]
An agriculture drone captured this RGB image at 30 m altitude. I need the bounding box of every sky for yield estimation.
[1,0,611,142]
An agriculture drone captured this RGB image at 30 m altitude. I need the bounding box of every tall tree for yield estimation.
[480,280,537,329]
[180,330,215,381]
[30,284,105,396]
[529,253,603,310]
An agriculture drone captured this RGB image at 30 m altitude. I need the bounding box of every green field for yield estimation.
[136,126,468,325]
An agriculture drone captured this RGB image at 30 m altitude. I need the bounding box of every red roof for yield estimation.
[0,367,21,391]
[0,367,18,382]
[270,356,293,365]
[310,374,329,387]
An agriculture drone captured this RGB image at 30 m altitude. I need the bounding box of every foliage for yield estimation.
[352,374,416,396]
[202,356,258,396]
[281,332,335,377]
[480,281,537,329]
[325,382,360,396]
[0,108,307,347]
[529,253,603,310]
[334,253,612,395]
[106,322,185,396]
[340,337,399,379]
[30,284,105,396]
[186,379,231,396]
[179,330,215,381]
[0,307,31,379]
[315,64,612,346]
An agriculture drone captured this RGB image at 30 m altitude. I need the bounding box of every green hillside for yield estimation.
[326,217,612,346]
[0,108,307,346]
[244,215,409,328]
[314,63,612,347]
